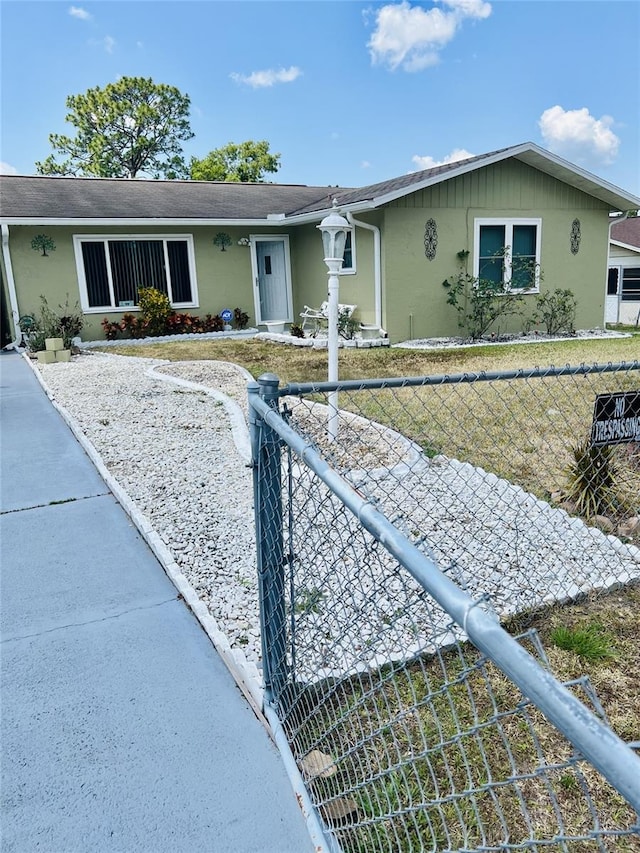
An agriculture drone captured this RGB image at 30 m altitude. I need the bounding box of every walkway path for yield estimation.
[0,351,313,853]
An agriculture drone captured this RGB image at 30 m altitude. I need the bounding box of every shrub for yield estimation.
[338,307,359,340]
[101,307,225,340]
[442,254,531,340]
[233,307,249,330]
[204,313,224,332]
[27,294,83,351]
[534,289,577,336]
[137,287,171,336]
[101,318,122,341]
[564,440,620,520]
[290,323,305,338]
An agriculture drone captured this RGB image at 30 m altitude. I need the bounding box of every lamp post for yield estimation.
[318,201,352,442]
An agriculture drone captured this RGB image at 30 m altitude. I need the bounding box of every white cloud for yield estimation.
[411,147,475,170]
[69,6,91,21]
[91,35,116,53]
[361,160,372,169]
[368,0,491,72]
[230,66,302,89]
[0,161,18,175]
[538,105,620,166]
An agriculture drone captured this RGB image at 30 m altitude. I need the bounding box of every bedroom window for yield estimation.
[474,219,541,292]
[73,235,198,311]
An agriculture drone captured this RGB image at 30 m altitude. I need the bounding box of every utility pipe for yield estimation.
[1,224,22,348]
[346,213,382,331]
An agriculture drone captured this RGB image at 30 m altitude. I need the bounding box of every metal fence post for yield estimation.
[249,373,287,704]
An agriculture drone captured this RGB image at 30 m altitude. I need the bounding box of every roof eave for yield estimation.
[281,200,376,225]
[0,217,282,227]
[610,239,640,254]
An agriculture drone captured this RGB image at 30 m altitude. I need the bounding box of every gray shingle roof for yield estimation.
[2,143,638,221]
[0,175,346,220]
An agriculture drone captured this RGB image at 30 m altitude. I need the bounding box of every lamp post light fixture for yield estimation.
[317,200,352,442]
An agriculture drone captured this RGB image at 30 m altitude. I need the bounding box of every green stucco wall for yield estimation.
[5,224,268,341]
[4,160,615,345]
[289,219,379,328]
[381,160,612,342]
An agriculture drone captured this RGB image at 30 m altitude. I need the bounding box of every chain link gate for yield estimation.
[249,363,640,853]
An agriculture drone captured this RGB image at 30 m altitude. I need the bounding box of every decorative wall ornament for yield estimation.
[213,232,232,251]
[570,219,581,255]
[424,218,438,260]
[31,234,56,256]
[237,237,251,247]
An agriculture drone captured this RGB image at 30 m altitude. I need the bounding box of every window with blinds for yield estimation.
[74,236,197,310]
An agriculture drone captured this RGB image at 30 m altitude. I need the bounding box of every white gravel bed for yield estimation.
[393,328,630,349]
[36,352,263,662]
[34,352,640,683]
[287,454,640,681]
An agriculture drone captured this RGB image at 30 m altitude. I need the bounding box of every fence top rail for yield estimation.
[281,360,640,397]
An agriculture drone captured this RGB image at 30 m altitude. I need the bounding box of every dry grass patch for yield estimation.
[102,334,639,386]
[294,585,640,853]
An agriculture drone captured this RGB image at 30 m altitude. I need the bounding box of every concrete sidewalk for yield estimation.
[0,351,314,853]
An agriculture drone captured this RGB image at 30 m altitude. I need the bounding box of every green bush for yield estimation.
[534,289,577,336]
[137,287,171,336]
[338,307,359,340]
[442,269,527,340]
[233,307,249,330]
[27,294,83,351]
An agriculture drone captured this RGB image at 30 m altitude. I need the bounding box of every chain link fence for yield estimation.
[249,363,640,852]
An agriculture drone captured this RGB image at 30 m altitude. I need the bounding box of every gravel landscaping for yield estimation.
[33,351,640,678]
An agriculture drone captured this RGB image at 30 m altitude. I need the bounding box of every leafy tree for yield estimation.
[190,140,280,182]
[36,77,194,179]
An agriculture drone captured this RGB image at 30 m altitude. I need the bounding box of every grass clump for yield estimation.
[550,622,618,661]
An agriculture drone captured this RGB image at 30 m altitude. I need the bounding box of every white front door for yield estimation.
[252,237,292,324]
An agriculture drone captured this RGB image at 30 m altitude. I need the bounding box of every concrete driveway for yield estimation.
[0,350,314,853]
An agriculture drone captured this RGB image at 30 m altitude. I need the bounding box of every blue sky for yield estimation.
[1,1,639,194]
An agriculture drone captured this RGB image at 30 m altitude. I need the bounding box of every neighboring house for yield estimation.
[2,142,639,345]
[607,217,640,326]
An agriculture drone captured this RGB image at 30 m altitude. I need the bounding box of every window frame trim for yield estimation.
[339,229,356,275]
[72,233,199,313]
[473,217,542,293]
[620,265,640,302]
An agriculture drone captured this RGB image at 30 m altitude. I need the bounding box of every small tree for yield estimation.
[442,251,530,340]
[36,77,194,178]
[190,140,280,182]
